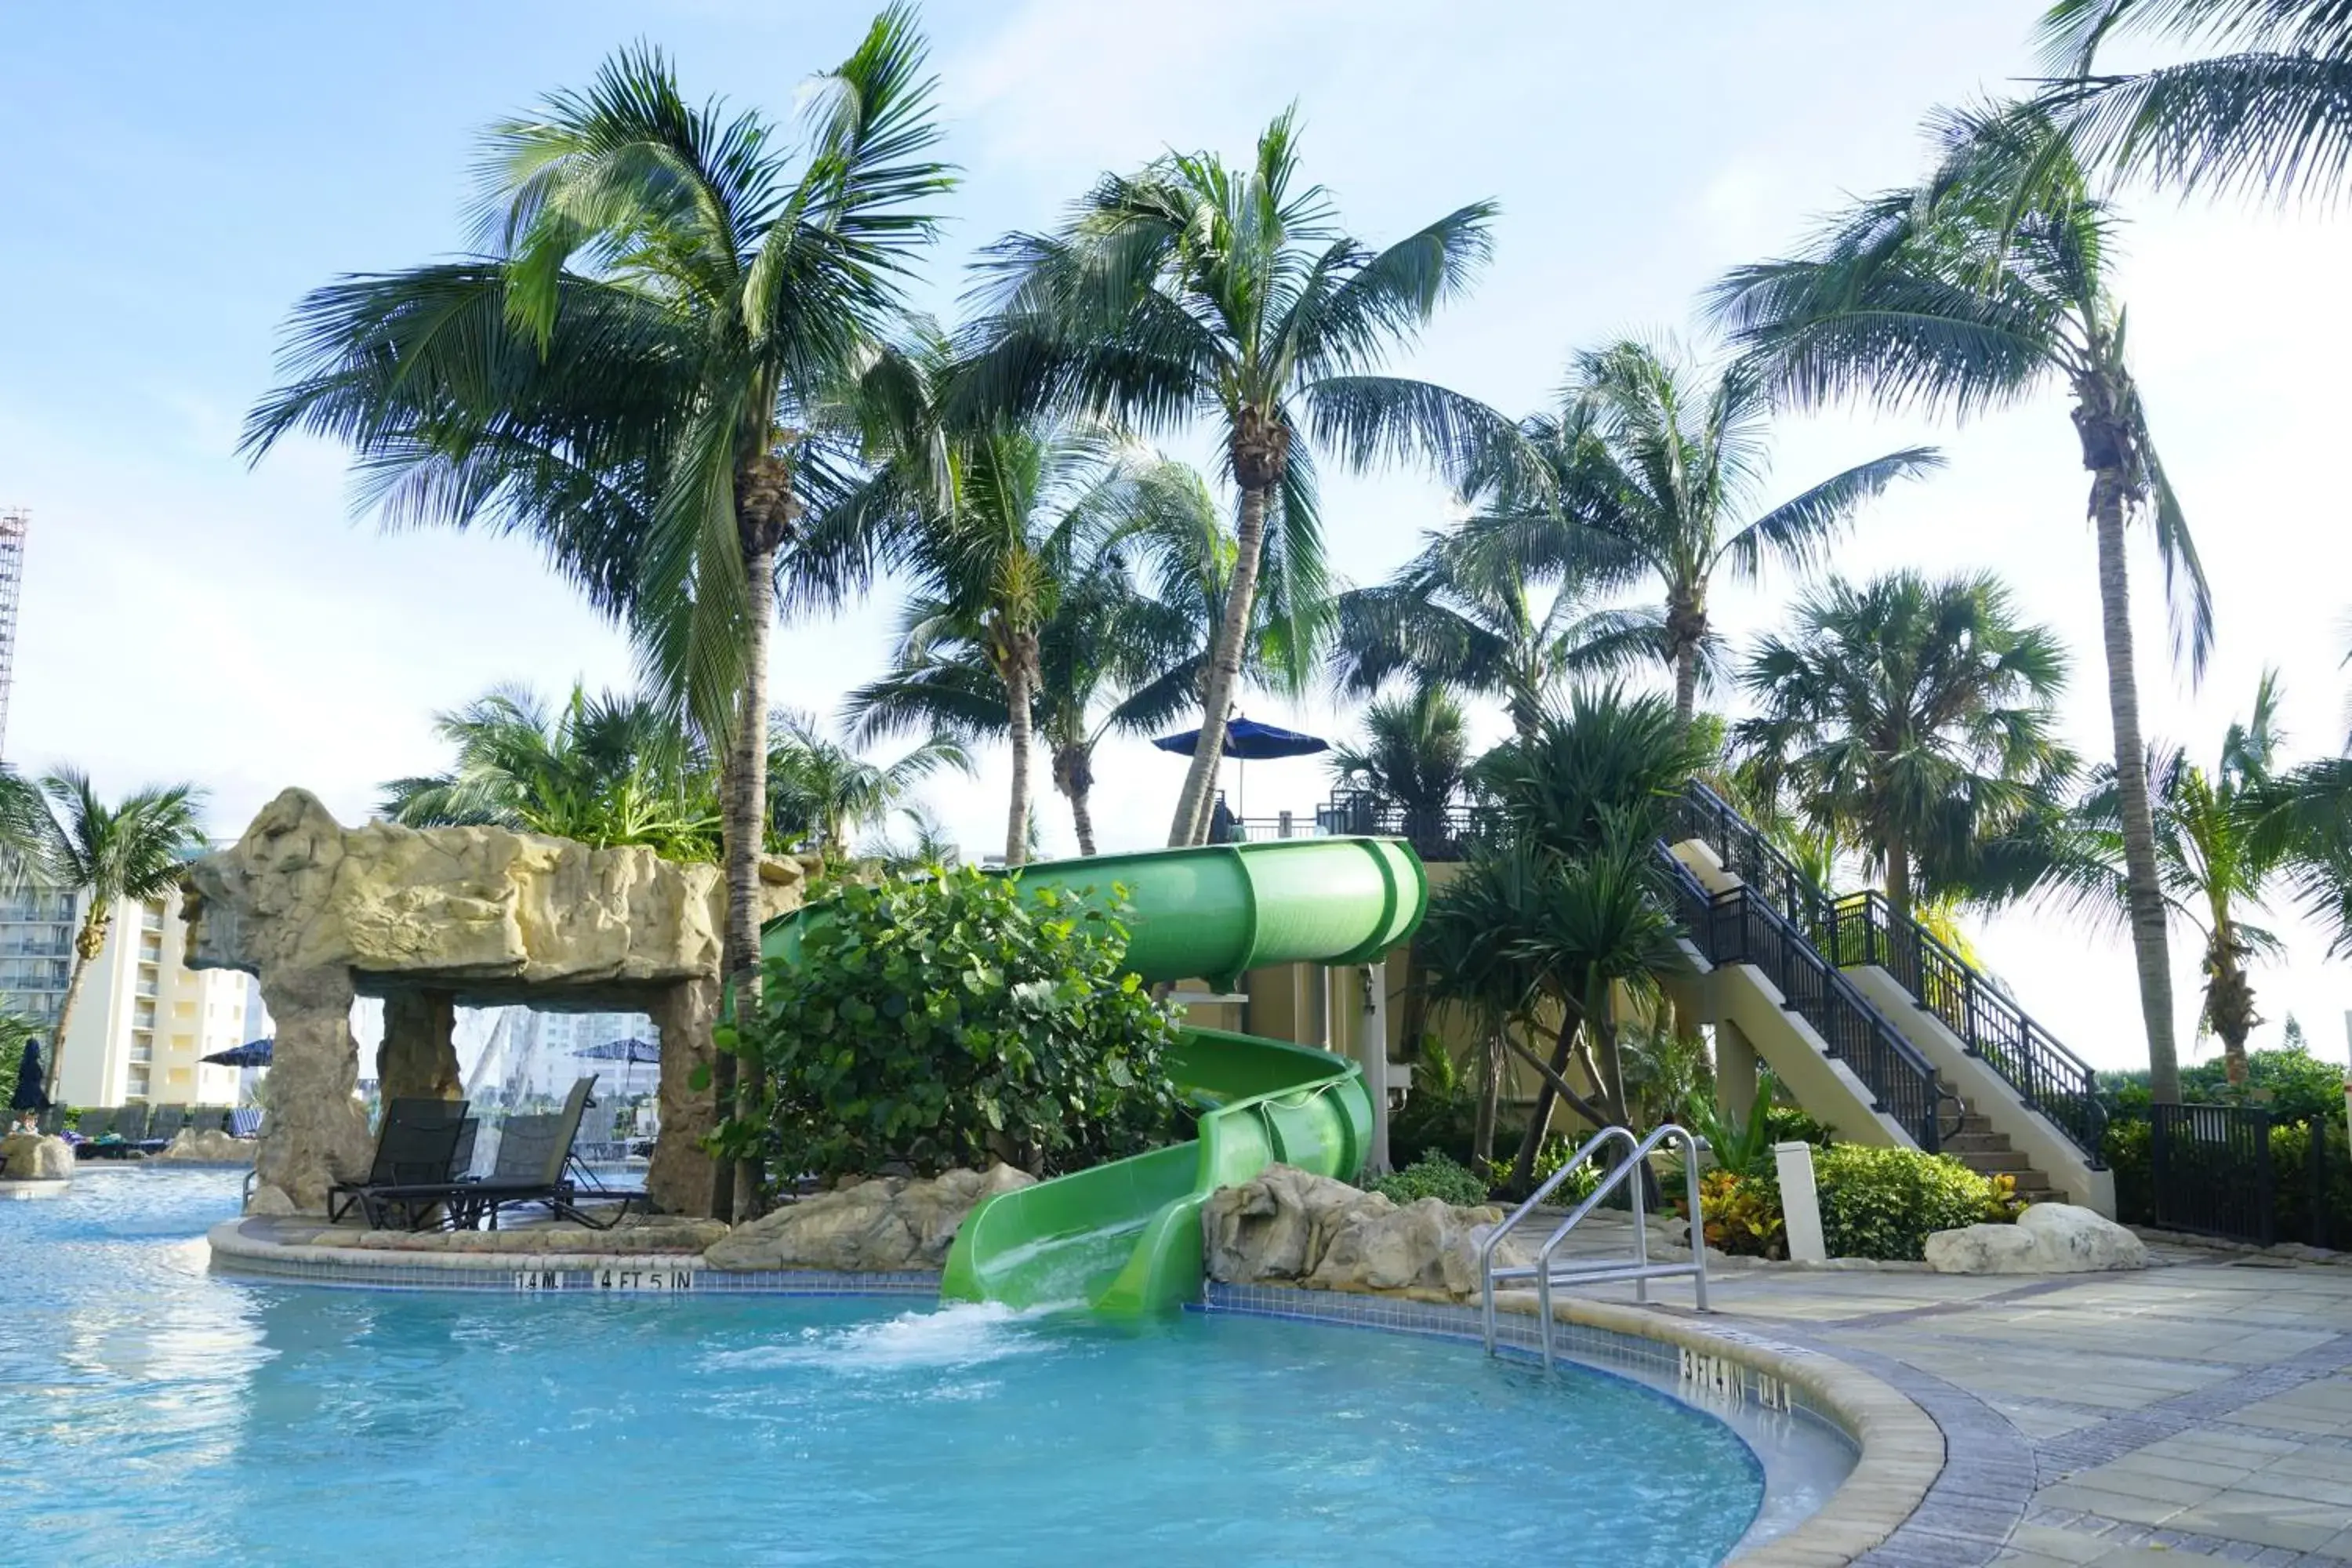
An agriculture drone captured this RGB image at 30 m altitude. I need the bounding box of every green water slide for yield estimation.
[758,837,1428,1316]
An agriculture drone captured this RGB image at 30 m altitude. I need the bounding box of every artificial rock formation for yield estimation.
[1,1132,73,1181]
[183,789,801,1217]
[151,1128,256,1164]
[1923,1203,2149,1275]
[1203,1164,1526,1302]
[702,1166,1037,1272]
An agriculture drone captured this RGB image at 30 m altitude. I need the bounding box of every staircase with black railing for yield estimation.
[1669,782,2106,1167]
[1654,841,1951,1154]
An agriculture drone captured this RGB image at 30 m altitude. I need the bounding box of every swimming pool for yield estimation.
[6,1169,1781,1566]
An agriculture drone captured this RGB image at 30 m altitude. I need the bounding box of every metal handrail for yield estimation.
[1823,888,2107,1163]
[1675,780,2105,1166]
[1656,844,1948,1152]
[1479,1123,1710,1368]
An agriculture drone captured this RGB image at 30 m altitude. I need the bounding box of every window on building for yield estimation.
[140,901,165,933]
[126,1066,150,1100]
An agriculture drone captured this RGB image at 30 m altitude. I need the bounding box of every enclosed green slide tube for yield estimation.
[758,837,1428,1316]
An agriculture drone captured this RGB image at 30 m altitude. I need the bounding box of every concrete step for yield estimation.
[1942,1131,2016,1156]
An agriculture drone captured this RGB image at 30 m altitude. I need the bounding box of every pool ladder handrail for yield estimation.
[1477,1123,1711,1368]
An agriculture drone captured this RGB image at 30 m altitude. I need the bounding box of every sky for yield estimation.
[4,1,2350,1075]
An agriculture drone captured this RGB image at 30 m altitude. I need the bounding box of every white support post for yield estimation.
[1774,1141,1828,1265]
[1363,961,1391,1177]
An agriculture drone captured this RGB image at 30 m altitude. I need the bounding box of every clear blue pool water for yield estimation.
[3,1169,1766,1566]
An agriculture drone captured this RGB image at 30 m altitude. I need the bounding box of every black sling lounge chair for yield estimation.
[327,1098,472,1227]
[368,1078,641,1232]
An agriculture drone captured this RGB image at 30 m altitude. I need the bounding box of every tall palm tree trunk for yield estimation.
[1472,1029,1501,1165]
[1882,825,1913,926]
[1668,590,1706,726]
[1169,477,1272,846]
[1054,745,1098,857]
[2090,469,2180,1102]
[42,913,108,1101]
[724,531,779,1222]
[1003,658,1034,867]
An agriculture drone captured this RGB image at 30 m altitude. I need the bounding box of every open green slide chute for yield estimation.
[759,837,1428,1315]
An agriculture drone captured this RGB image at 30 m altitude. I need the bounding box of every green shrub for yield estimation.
[1481,1134,1606,1203]
[2100,1046,2347,1123]
[2271,1117,2352,1247]
[1372,1151,1490,1207]
[1813,1145,2016,1261]
[740,866,1185,1182]
[2101,1116,2154,1225]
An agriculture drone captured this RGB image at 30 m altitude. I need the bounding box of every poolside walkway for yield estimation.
[1579,1244,2352,1566]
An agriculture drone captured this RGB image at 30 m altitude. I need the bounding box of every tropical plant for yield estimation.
[242,13,953,1215]
[1328,529,1662,738]
[1327,686,1474,835]
[1711,100,2215,1102]
[1428,686,1717,1194]
[741,867,1185,1181]
[1680,1071,1791,1180]
[958,108,1502,845]
[848,448,1237,858]
[1449,337,1942,725]
[1733,570,2073,923]
[2032,674,2288,1083]
[766,710,971,867]
[871,807,961,873]
[381,683,720,860]
[32,771,209,1100]
[1370,1150,1490,1207]
[2041,0,2352,205]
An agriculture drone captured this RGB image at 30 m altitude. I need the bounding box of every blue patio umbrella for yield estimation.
[10,1039,49,1111]
[201,1038,274,1068]
[1150,716,1329,760]
[1152,717,1329,822]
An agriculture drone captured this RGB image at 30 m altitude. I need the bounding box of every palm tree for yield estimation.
[382,683,720,861]
[1710,101,2216,1102]
[1329,528,1664,739]
[2040,0,2352,205]
[959,108,1502,846]
[2036,675,2289,1084]
[1328,685,1474,844]
[766,711,971,869]
[1733,571,2073,924]
[34,771,209,1100]
[1453,685,1718,1193]
[242,14,953,1214]
[848,454,1249,858]
[1451,340,1942,726]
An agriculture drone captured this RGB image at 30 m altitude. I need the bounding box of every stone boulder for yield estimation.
[702,1165,1036,1272]
[1203,1164,1392,1282]
[151,1128,257,1165]
[1925,1203,2149,1275]
[1203,1163,1523,1302]
[1,1132,73,1181]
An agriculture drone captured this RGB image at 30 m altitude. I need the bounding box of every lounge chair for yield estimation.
[188,1106,230,1135]
[227,1108,262,1138]
[149,1105,186,1145]
[372,1078,641,1232]
[325,1098,473,1228]
[35,1107,63,1136]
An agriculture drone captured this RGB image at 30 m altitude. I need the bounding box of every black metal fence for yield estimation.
[2149,1102,2275,1244]
[2120,1104,2350,1249]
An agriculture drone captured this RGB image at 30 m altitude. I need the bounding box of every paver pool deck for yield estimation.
[1581,1246,2352,1566]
